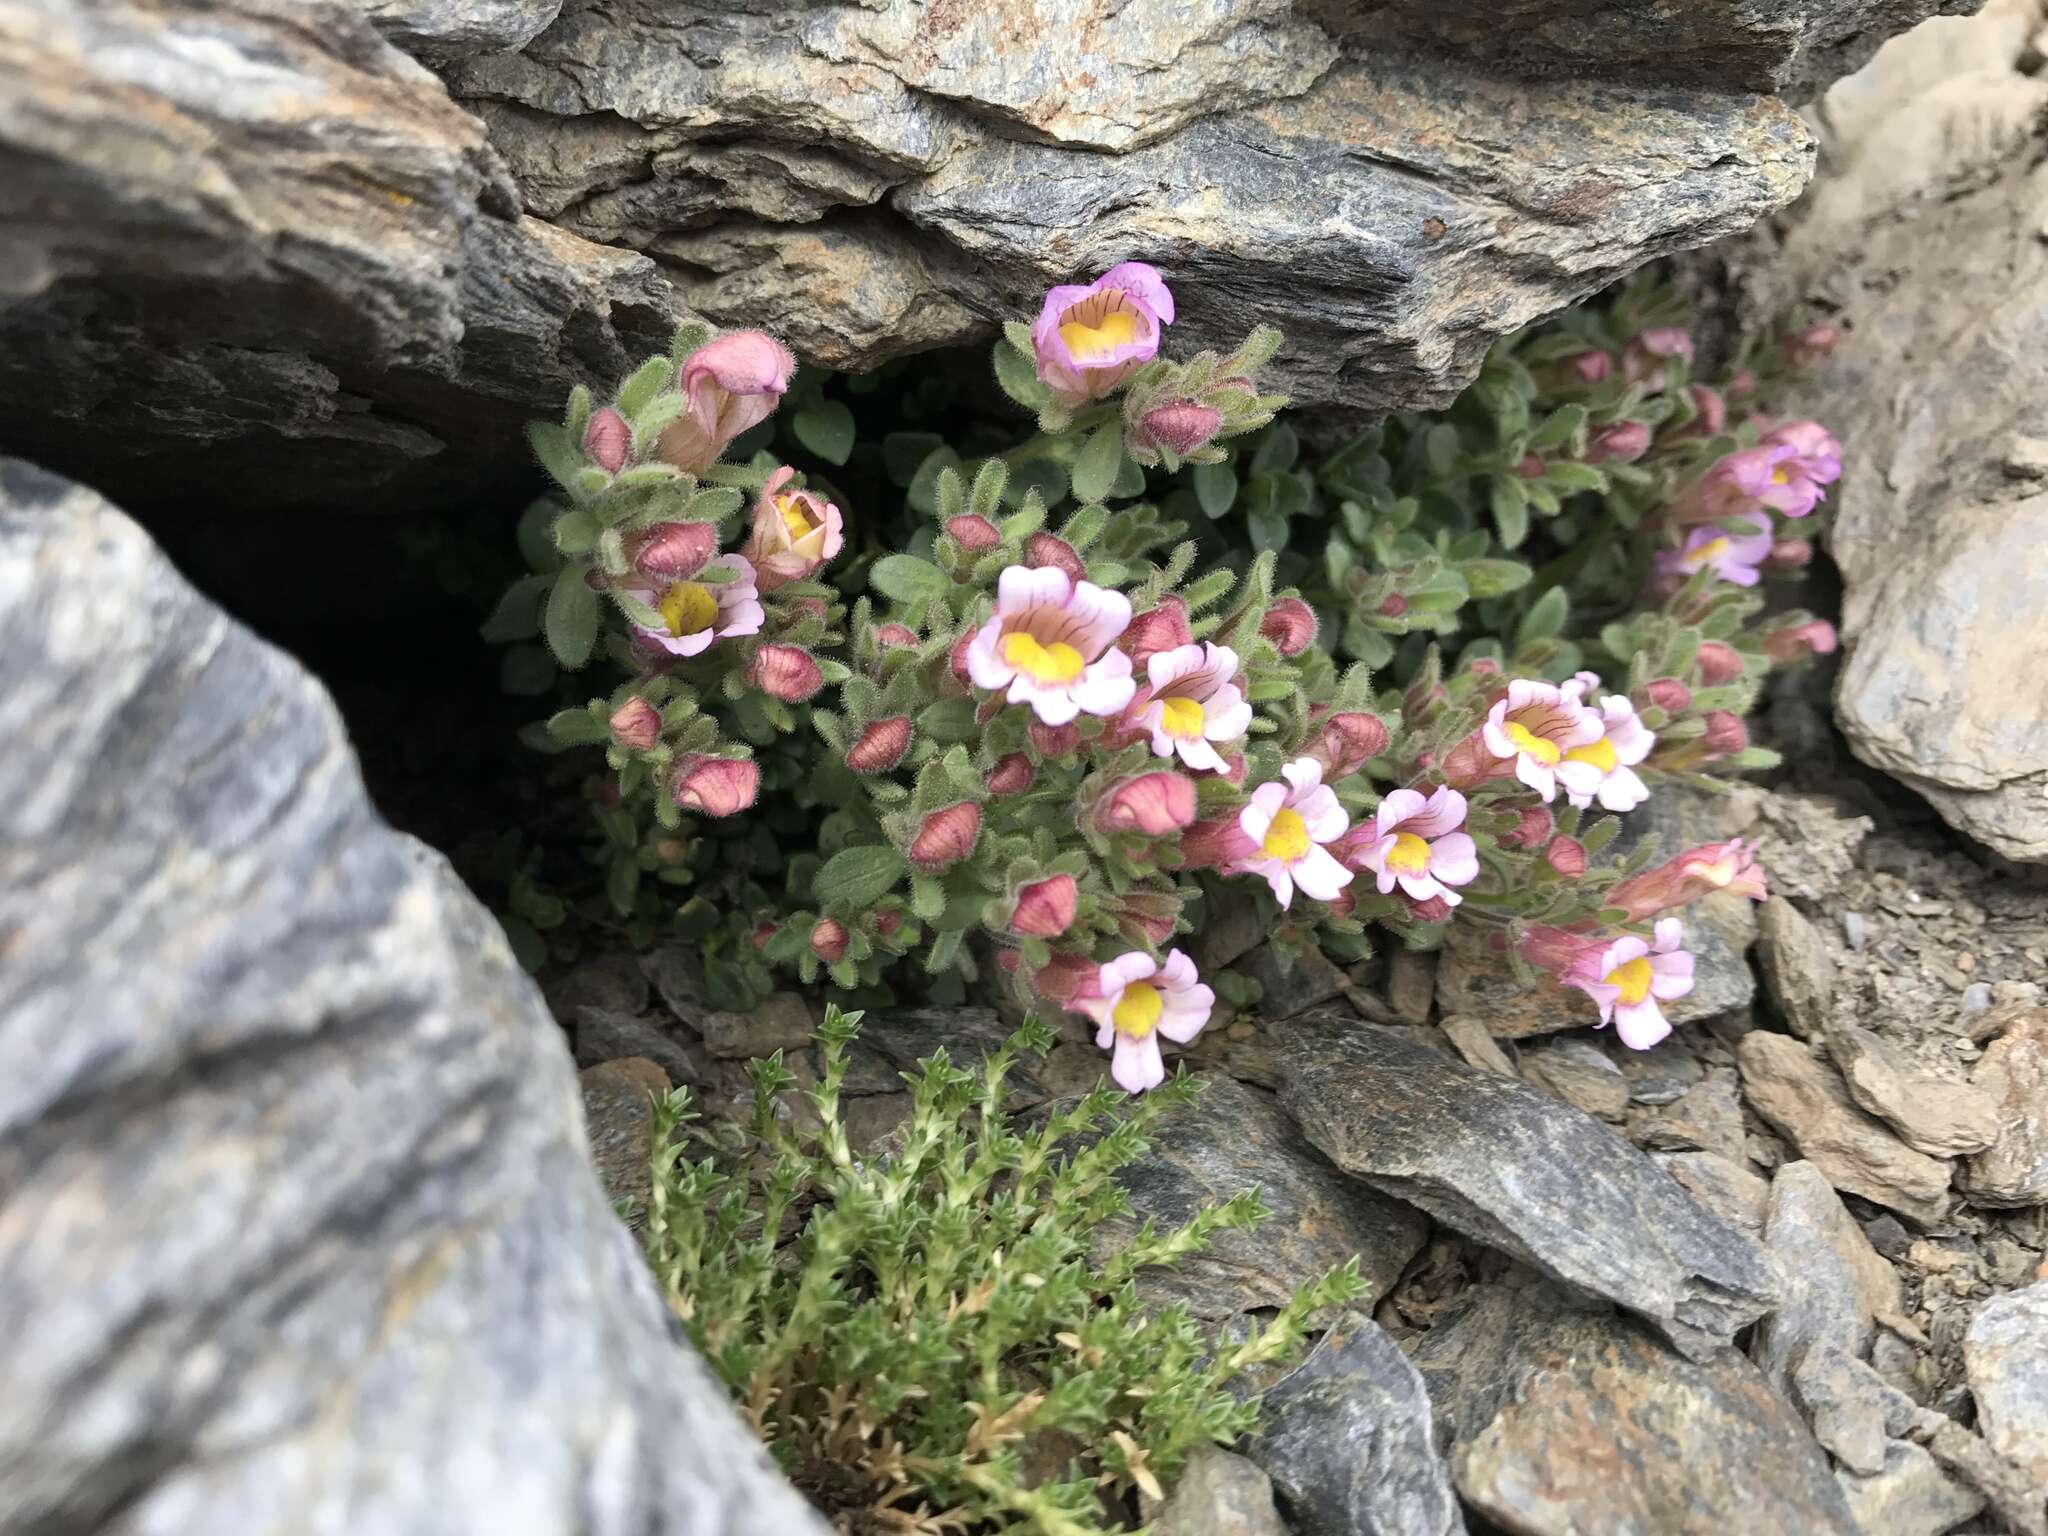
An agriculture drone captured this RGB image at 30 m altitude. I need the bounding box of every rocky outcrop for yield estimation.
[2,0,1971,515]
[0,459,823,1535]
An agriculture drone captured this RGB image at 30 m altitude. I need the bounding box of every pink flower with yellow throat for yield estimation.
[966,566,1136,726]
[1349,785,1479,907]
[1480,677,1603,803]
[1031,263,1175,406]
[743,466,843,590]
[1554,687,1655,813]
[657,331,797,474]
[1132,642,1253,772]
[1073,948,1214,1094]
[1607,838,1767,921]
[1565,918,1696,1050]
[624,556,765,658]
[1654,512,1772,590]
[1234,757,1352,909]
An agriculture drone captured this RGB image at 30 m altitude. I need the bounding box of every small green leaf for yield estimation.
[916,697,979,743]
[606,853,640,918]
[1545,462,1609,494]
[615,356,674,421]
[1527,403,1587,452]
[993,338,1051,410]
[1461,558,1533,599]
[1193,460,1238,519]
[480,575,549,643]
[1072,419,1125,505]
[814,845,909,910]
[1247,505,1289,553]
[527,421,581,492]
[871,554,954,604]
[545,707,609,746]
[1517,586,1570,647]
[792,400,857,465]
[909,446,963,515]
[1251,422,1298,476]
[1489,476,1530,550]
[544,566,602,669]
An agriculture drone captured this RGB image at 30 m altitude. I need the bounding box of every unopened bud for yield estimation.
[988,752,1036,794]
[1544,836,1587,877]
[1136,399,1223,458]
[1702,710,1749,758]
[1378,594,1409,618]
[1780,322,1843,370]
[1695,641,1746,686]
[1010,874,1078,938]
[945,514,1002,551]
[1029,720,1082,759]
[747,644,823,703]
[608,696,662,752]
[671,755,759,818]
[1118,597,1193,667]
[1179,816,1256,870]
[629,521,719,581]
[751,921,777,951]
[1643,678,1692,714]
[1762,619,1838,666]
[1499,804,1554,850]
[584,406,630,474]
[846,716,912,774]
[1588,421,1651,463]
[910,802,981,872]
[1517,453,1546,479]
[1568,351,1614,384]
[810,917,849,964]
[875,623,919,649]
[1306,712,1391,779]
[1025,533,1086,580]
[1260,596,1318,657]
[1409,895,1454,922]
[1766,538,1814,571]
[1095,772,1197,836]
[1688,386,1727,435]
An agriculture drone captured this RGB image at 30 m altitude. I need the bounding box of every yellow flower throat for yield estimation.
[1503,720,1562,765]
[1262,808,1310,861]
[1604,956,1653,1005]
[1002,631,1085,685]
[659,581,719,637]
[1113,981,1162,1036]
[1059,307,1139,363]
[1159,696,1204,738]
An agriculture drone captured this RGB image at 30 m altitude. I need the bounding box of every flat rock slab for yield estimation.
[1412,1285,1861,1536]
[1276,1015,1773,1359]
[1836,1440,1986,1536]
[1965,1278,2048,1487]
[1754,1160,1904,1396]
[0,461,823,1535]
[1252,1314,1465,1536]
[1095,1073,1428,1324]
[1825,1019,2003,1157]
[1738,1032,1952,1226]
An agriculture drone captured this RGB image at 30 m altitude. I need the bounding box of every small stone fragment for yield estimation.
[1759,897,1835,1039]
[1793,1347,1925,1475]
[1960,1010,2048,1207]
[1439,1014,1517,1075]
[1923,1420,2048,1536]
[1620,1037,1704,1105]
[1835,1440,1985,1536]
[1754,1161,1906,1396]
[1737,1033,1952,1226]
[1154,1446,1290,1536]
[697,993,817,1058]
[1520,1037,1630,1121]
[1824,1021,2003,1157]
[1241,942,1347,1020]
[1655,1152,1772,1241]
[1631,1069,1748,1163]
[1964,1278,2048,1486]
[574,1007,710,1090]
[1388,948,1437,1025]
[579,1057,672,1211]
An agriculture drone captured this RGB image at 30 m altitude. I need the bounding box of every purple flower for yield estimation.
[1654,512,1773,590]
[1030,263,1175,406]
[1758,421,1842,517]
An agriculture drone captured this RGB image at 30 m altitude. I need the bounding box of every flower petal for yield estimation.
[1157,985,1213,1043]
[1291,844,1354,902]
[1614,998,1672,1050]
[1427,832,1480,886]
[1375,787,1426,838]
[1111,1030,1166,1094]
[1405,785,1468,838]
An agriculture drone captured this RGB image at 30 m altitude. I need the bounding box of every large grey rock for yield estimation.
[1153,1446,1291,1536]
[0,460,823,1535]
[1252,1314,1465,1536]
[1276,1015,1775,1360]
[1965,1278,2048,1488]
[1824,1019,2004,1157]
[1835,1441,1987,1536]
[1752,1161,1903,1396]
[1412,1284,1860,1536]
[350,0,563,58]
[0,0,685,516]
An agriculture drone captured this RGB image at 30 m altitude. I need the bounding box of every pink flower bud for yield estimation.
[810,917,849,964]
[1010,874,1078,938]
[874,909,903,937]
[1762,619,1838,666]
[1499,804,1555,850]
[910,802,981,872]
[1025,533,1086,580]
[1545,836,1587,877]
[945,514,1002,551]
[1726,368,1758,399]
[1588,421,1651,463]
[1466,657,1503,681]
[949,631,977,688]
[988,752,1036,795]
[1409,895,1454,923]
[1095,772,1198,837]
[583,406,630,474]
[752,921,777,950]
[672,755,759,818]
[1378,594,1409,618]
[1440,730,1510,790]
[1623,327,1694,387]
[1766,538,1813,571]
[846,716,912,774]
[1117,596,1193,667]
[1781,322,1843,370]
[608,696,662,752]
[1702,711,1749,758]
[628,521,719,581]
[1136,399,1223,458]
[658,331,797,473]
[1029,720,1082,759]
[654,837,687,864]
[1643,678,1692,713]
[875,623,918,649]
[1305,712,1391,779]
[1029,950,1101,1008]
[783,595,829,624]
[1517,453,1546,479]
[1116,897,1177,947]
[747,644,824,703]
[1688,386,1727,435]
[1568,350,1614,384]
[743,465,843,591]
[1260,596,1319,657]
[1179,815,1256,870]
[1695,641,1746,686]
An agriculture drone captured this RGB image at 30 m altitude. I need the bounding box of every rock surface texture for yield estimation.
[3,0,1977,513]
[0,459,823,1535]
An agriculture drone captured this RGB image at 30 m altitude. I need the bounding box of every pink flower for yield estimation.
[1011,874,1079,938]
[1623,328,1694,390]
[625,556,765,657]
[1588,421,1651,463]
[608,697,662,752]
[1096,772,1198,837]
[1554,690,1655,813]
[747,644,824,703]
[846,716,912,774]
[966,566,1135,726]
[1073,949,1214,1094]
[1135,399,1222,458]
[1260,597,1318,657]
[1480,677,1603,802]
[1608,838,1768,920]
[1762,618,1838,666]
[584,406,630,474]
[657,331,797,473]
[1565,918,1696,1050]
[910,802,981,872]
[1131,642,1253,773]
[810,918,849,964]
[1758,421,1842,517]
[1118,597,1194,668]
[1349,785,1479,908]
[672,755,760,818]
[1654,512,1773,589]
[1234,757,1352,909]
[1031,263,1176,406]
[743,466,844,590]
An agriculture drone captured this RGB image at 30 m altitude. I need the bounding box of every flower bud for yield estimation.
[945,514,1002,552]
[747,644,824,703]
[1781,322,1843,370]
[1179,815,1256,870]
[949,630,977,688]
[654,836,687,864]
[988,752,1036,795]
[846,716,912,774]
[1116,900,1177,947]
[659,331,796,474]
[1588,420,1651,463]
[672,755,759,818]
[1409,895,1454,923]
[1010,874,1078,938]
[1136,398,1223,458]
[583,406,630,474]
[608,696,662,752]
[1260,596,1319,657]
[752,921,777,950]
[1766,538,1814,571]
[1025,533,1086,580]
[1378,594,1409,618]
[1029,950,1101,1008]
[874,909,902,937]
[1499,804,1554,850]
[1701,710,1749,758]
[628,521,719,581]
[1095,772,1197,836]
[1762,619,1838,666]
[1643,677,1692,714]
[1028,720,1082,759]
[1568,350,1614,384]
[875,623,919,649]
[1117,596,1193,667]
[783,594,829,624]
[1726,368,1758,399]
[1688,386,1728,435]
[1623,327,1694,387]
[1544,836,1587,877]
[1694,641,1746,686]
[909,801,981,872]
[1466,657,1503,681]
[1305,712,1391,779]
[810,917,849,964]
[1517,453,1546,479]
